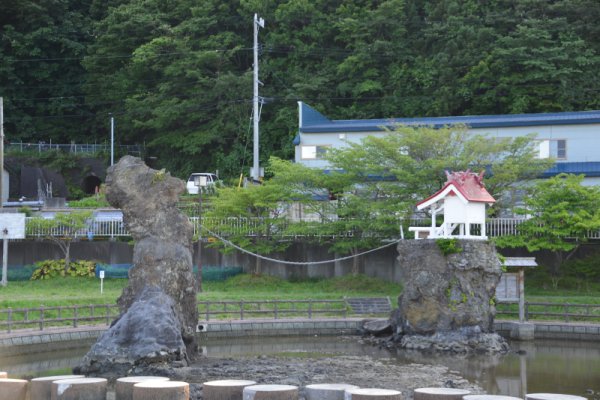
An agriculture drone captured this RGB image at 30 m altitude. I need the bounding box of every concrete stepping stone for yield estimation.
[115,376,170,400]
[527,394,588,400]
[133,380,190,400]
[203,379,257,400]
[306,383,360,400]
[51,377,107,400]
[0,372,7,378]
[414,388,471,400]
[464,396,524,400]
[344,388,403,400]
[243,384,299,400]
[30,375,85,400]
[0,378,29,400]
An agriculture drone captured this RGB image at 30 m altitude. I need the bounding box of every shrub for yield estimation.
[436,238,462,256]
[31,259,96,280]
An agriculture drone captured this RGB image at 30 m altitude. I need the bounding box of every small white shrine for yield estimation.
[409,170,495,240]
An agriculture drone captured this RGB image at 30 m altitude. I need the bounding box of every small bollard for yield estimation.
[133,380,190,400]
[344,388,403,400]
[414,388,471,400]
[306,384,360,400]
[203,379,257,400]
[30,375,85,400]
[115,376,170,400]
[0,378,28,400]
[464,395,526,400]
[51,377,107,400]
[243,384,299,400]
[527,394,588,400]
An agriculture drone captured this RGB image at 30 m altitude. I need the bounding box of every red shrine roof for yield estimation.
[416,170,496,209]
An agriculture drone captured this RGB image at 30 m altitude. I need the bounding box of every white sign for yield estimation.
[0,213,25,239]
[99,270,105,294]
[496,273,519,302]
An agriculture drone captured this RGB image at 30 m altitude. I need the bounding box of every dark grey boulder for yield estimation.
[390,240,508,353]
[75,286,187,377]
[76,156,198,375]
[363,319,393,336]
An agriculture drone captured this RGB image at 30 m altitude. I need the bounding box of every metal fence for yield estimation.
[23,216,600,240]
[0,300,353,333]
[496,301,600,322]
[197,299,349,321]
[0,304,120,333]
[6,142,144,156]
[2,300,600,333]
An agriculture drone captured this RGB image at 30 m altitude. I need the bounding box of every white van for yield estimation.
[186,173,219,194]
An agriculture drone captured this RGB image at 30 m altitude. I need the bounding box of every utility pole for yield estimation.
[0,97,4,209]
[252,13,265,183]
[110,114,115,166]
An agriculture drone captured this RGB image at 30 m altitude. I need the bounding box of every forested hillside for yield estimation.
[2,0,599,178]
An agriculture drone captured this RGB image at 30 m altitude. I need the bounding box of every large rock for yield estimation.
[391,240,508,353]
[76,286,187,377]
[76,156,198,375]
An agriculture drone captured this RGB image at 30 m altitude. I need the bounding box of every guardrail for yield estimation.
[496,301,600,322]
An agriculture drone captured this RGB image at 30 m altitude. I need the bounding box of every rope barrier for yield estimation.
[202,226,402,266]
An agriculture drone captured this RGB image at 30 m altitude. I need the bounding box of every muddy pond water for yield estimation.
[1,336,598,398]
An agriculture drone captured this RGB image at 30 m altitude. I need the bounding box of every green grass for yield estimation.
[2,273,600,323]
[0,274,401,309]
[0,277,129,308]
[200,274,401,301]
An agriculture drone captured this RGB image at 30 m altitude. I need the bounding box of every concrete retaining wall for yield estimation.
[196,319,364,340]
[3,240,599,283]
[2,240,402,282]
[495,320,600,341]
[1,320,599,357]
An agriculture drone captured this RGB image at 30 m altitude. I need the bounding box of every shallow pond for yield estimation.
[1,336,599,398]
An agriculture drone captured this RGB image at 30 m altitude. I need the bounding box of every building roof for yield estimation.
[541,161,600,178]
[416,170,496,210]
[298,102,600,133]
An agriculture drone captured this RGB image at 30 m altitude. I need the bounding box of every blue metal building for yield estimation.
[294,102,600,185]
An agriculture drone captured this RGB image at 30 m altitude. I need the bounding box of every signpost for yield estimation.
[495,257,537,323]
[99,270,105,294]
[0,213,26,286]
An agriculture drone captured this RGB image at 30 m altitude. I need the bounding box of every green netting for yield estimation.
[2,263,243,281]
[194,266,244,281]
[95,264,243,281]
[95,264,130,279]
[5,265,38,281]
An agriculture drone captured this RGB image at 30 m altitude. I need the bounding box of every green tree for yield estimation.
[264,125,549,273]
[27,210,93,272]
[203,182,291,275]
[325,124,553,216]
[0,0,97,143]
[495,174,600,285]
